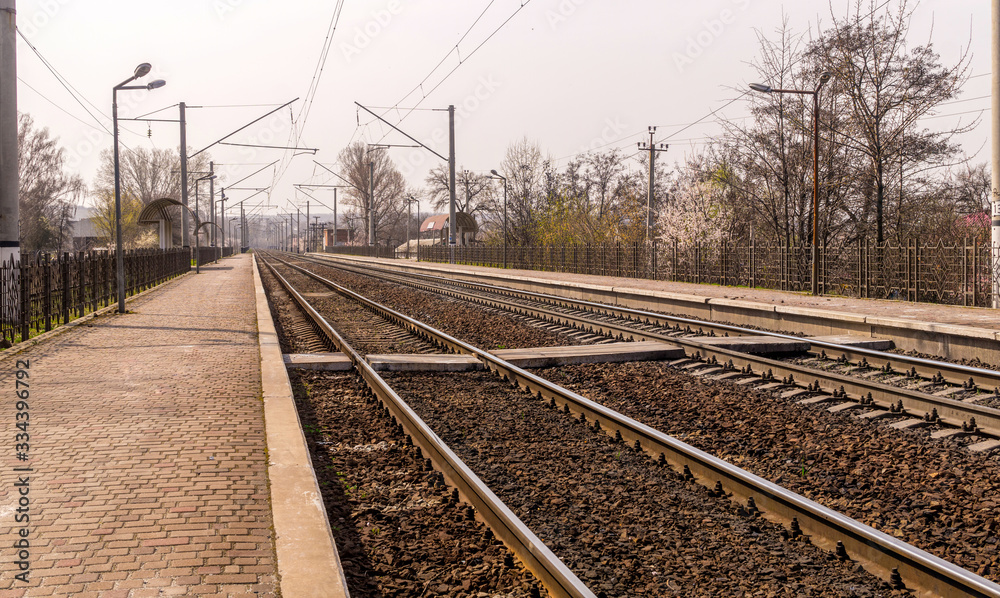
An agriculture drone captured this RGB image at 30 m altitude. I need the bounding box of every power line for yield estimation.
[385,0,499,117]
[16,27,166,171]
[358,0,533,149]
[16,27,112,136]
[271,0,347,196]
[16,76,107,134]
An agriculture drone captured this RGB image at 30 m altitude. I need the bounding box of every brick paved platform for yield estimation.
[0,254,278,597]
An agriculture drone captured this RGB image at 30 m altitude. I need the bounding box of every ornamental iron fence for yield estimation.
[0,248,192,345]
[417,239,999,307]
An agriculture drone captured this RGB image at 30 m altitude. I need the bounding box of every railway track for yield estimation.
[295,253,1000,444]
[259,251,1000,598]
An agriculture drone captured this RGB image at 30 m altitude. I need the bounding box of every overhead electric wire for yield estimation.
[269,0,347,194]
[17,27,112,136]
[16,26,170,172]
[384,0,498,116]
[354,0,532,149]
[17,76,107,134]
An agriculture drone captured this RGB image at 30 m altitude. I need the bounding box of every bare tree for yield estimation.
[336,142,407,245]
[495,138,548,245]
[17,113,84,253]
[94,146,212,246]
[807,0,971,243]
[424,164,491,221]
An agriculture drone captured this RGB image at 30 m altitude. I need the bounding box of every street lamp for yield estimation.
[113,63,166,313]
[490,169,508,269]
[405,195,418,259]
[194,174,216,274]
[749,72,832,296]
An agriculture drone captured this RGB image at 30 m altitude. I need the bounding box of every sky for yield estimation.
[11,0,992,221]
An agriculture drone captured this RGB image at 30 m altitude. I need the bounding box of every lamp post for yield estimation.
[194,173,215,274]
[113,63,165,313]
[405,195,419,259]
[490,169,507,269]
[749,72,832,296]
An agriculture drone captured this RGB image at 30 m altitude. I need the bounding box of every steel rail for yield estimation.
[306,254,1000,391]
[291,254,1000,437]
[257,254,595,598]
[277,253,1000,598]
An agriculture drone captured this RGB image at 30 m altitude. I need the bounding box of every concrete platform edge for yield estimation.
[318,254,1000,363]
[253,254,351,598]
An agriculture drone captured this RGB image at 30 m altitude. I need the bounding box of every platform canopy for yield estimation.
[138,198,184,249]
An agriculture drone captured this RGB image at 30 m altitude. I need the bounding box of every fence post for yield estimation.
[821,239,826,295]
[19,259,29,342]
[672,238,677,282]
[43,254,51,332]
[972,238,979,307]
[963,237,969,306]
[61,253,69,325]
[696,241,701,284]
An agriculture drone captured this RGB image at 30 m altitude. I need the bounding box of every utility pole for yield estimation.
[333,188,337,247]
[305,200,310,252]
[0,0,17,263]
[448,104,456,262]
[992,0,1000,307]
[406,195,417,258]
[208,161,215,247]
[219,188,226,252]
[240,203,246,252]
[313,216,320,249]
[180,102,190,248]
[369,160,375,246]
[637,126,668,243]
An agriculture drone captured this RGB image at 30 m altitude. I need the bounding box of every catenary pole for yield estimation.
[369,160,375,246]
[992,0,1000,307]
[448,104,456,262]
[180,102,189,248]
[208,161,215,247]
[0,0,17,264]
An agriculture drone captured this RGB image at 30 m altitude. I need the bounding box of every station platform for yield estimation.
[0,254,343,598]
[322,254,1000,366]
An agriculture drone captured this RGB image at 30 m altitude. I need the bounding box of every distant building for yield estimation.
[69,206,102,251]
[419,212,478,246]
[323,228,352,247]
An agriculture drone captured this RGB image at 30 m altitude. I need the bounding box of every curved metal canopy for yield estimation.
[137,198,185,225]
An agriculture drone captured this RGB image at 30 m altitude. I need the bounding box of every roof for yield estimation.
[419,212,478,232]
[138,198,184,225]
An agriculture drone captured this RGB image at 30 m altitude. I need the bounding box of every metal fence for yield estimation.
[417,239,999,307]
[323,245,399,259]
[196,246,224,266]
[0,248,193,345]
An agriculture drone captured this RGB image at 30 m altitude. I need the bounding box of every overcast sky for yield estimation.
[12,0,991,219]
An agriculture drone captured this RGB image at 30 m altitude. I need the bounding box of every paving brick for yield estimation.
[0,257,277,596]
